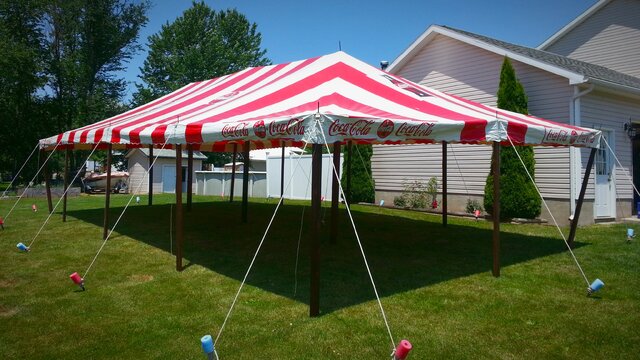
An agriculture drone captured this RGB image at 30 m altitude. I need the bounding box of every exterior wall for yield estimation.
[373,34,574,218]
[374,190,602,226]
[543,0,640,78]
[127,149,201,194]
[580,89,640,218]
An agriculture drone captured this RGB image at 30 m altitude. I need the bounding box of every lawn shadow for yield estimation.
[67,200,584,315]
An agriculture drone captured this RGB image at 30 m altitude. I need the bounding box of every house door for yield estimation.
[594,132,614,218]
[162,165,176,193]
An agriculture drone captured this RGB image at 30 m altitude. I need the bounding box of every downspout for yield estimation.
[570,83,595,215]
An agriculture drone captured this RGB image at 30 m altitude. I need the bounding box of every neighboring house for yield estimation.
[372,6,640,225]
[125,148,206,194]
[538,0,640,78]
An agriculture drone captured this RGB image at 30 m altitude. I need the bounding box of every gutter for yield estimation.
[569,83,595,215]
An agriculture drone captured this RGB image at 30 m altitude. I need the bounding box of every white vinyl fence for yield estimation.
[195,153,343,201]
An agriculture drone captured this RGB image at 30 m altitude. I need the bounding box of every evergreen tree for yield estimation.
[341,144,375,204]
[484,57,541,219]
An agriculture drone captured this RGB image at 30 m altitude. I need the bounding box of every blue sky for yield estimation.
[120,0,596,100]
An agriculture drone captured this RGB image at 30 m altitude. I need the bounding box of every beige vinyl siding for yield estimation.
[543,0,640,78]
[580,90,640,201]
[373,34,573,199]
[127,150,149,195]
[127,149,201,194]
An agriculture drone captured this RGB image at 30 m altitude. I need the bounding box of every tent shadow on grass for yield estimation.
[67,200,583,314]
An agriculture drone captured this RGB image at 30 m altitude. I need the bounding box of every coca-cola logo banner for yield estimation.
[543,128,597,145]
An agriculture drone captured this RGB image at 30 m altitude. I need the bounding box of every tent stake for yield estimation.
[492,142,501,277]
[442,141,448,227]
[331,142,341,244]
[42,150,53,214]
[310,143,322,317]
[229,143,237,202]
[148,145,153,205]
[63,149,70,222]
[103,144,112,240]
[176,144,184,271]
[568,148,597,248]
[242,141,250,223]
[187,145,193,212]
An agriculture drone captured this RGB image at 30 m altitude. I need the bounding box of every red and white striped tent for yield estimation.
[37,51,604,317]
[40,51,601,150]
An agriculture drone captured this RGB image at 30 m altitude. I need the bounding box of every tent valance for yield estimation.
[40,51,601,150]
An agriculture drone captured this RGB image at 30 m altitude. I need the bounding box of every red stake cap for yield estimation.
[395,340,412,360]
[69,272,83,285]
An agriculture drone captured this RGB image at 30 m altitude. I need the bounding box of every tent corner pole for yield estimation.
[175,144,184,271]
[187,145,193,212]
[41,149,53,214]
[310,143,322,317]
[492,142,501,277]
[229,143,238,202]
[442,141,448,227]
[330,142,341,244]
[148,145,154,206]
[241,141,250,223]
[568,147,597,248]
[280,143,285,204]
[346,140,353,207]
[63,148,70,222]
[103,144,112,240]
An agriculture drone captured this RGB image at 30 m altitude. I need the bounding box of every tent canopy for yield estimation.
[40,51,601,150]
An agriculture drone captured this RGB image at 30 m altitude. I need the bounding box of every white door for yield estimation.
[163,165,176,193]
[594,133,614,218]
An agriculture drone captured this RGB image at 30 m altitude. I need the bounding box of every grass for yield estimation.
[0,194,638,359]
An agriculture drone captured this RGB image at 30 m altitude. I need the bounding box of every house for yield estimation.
[372,0,640,225]
[125,148,206,194]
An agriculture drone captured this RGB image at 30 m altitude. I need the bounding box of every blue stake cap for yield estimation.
[201,334,214,354]
[588,278,604,296]
[17,243,29,252]
[627,228,634,237]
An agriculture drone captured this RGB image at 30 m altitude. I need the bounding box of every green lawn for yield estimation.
[1,194,638,359]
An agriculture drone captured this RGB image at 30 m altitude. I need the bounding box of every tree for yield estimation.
[484,57,541,219]
[134,1,270,105]
[342,144,375,204]
[0,0,46,181]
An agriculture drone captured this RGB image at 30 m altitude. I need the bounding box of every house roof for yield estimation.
[388,24,640,94]
[538,0,610,50]
[125,148,208,160]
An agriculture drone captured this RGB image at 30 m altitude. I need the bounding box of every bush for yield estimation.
[484,146,541,220]
[342,144,375,204]
[465,199,483,213]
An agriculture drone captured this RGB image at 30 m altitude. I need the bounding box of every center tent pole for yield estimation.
[442,141,448,227]
[330,142,341,244]
[492,142,501,277]
[62,149,70,222]
[148,145,154,205]
[310,143,322,317]
[229,143,238,202]
[175,144,184,271]
[103,143,113,240]
[187,145,193,212]
[241,141,250,223]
